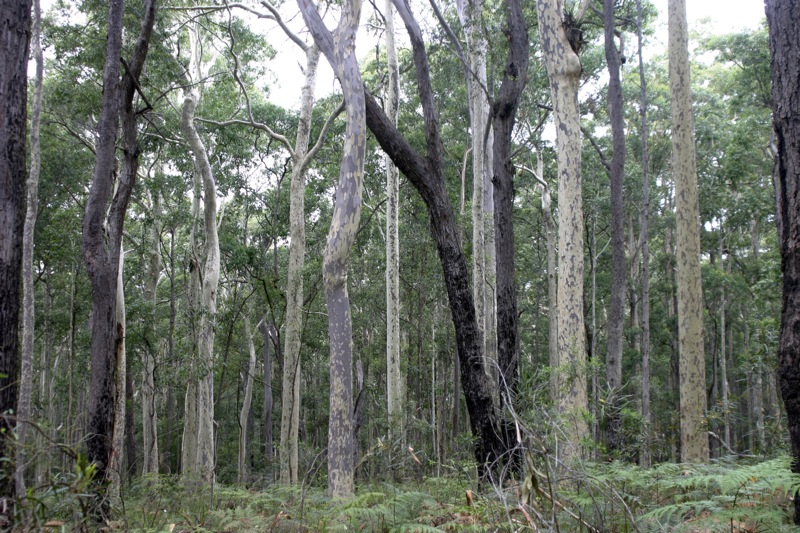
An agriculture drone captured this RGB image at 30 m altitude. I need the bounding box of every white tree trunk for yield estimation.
[384,0,403,440]
[536,0,588,462]
[238,311,258,484]
[108,248,127,502]
[280,44,321,485]
[16,0,42,498]
[669,0,708,463]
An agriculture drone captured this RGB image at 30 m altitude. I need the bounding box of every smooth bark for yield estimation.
[669,0,708,463]
[142,193,161,475]
[238,311,257,484]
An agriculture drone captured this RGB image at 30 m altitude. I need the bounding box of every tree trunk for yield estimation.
[492,0,528,409]
[82,0,156,513]
[635,0,652,469]
[280,44,320,486]
[384,0,403,443]
[457,0,490,401]
[142,192,161,476]
[181,27,220,483]
[108,249,127,503]
[669,0,708,463]
[719,239,731,449]
[301,0,505,472]
[766,0,800,522]
[16,0,41,499]
[298,0,365,499]
[535,0,588,462]
[603,0,627,456]
[238,311,257,484]
[261,320,274,466]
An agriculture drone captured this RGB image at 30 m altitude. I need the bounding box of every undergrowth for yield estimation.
[13,456,800,531]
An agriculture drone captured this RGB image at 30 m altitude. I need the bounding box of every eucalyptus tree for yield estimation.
[535,0,590,461]
[0,0,31,502]
[766,0,800,523]
[81,0,156,508]
[668,0,708,463]
[17,0,43,499]
[298,0,366,499]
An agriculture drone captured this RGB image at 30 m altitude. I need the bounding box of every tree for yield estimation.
[668,0,708,463]
[16,0,42,499]
[81,0,156,508]
[298,0,366,499]
[603,0,627,455]
[0,0,31,504]
[766,0,800,523]
[535,0,590,461]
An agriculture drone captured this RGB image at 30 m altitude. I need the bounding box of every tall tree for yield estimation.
[0,0,31,504]
[142,192,161,475]
[766,0,800,523]
[16,0,42,499]
[603,0,627,455]
[384,0,403,439]
[298,0,366,499]
[181,23,220,483]
[535,0,589,461]
[492,0,529,407]
[81,0,156,506]
[668,0,708,463]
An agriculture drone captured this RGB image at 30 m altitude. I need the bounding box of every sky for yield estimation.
[263,0,768,110]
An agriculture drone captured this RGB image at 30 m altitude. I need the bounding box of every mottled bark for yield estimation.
[384,0,403,441]
[669,0,708,463]
[536,0,588,461]
[16,0,41,499]
[604,0,627,456]
[492,0,528,408]
[280,44,320,486]
[82,0,156,511]
[636,0,652,468]
[301,0,504,472]
[766,0,800,522]
[298,0,365,499]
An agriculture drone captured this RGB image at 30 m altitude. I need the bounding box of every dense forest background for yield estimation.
[1,0,798,530]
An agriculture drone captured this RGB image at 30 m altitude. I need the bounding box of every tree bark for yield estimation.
[280,44,321,486]
[604,0,627,456]
[261,320,274,466]
[766,0,800,522]
[181,26,220,483]
[635,0,652,468]
[238,311,257,484]
[108,249,127,503]
[298,0,365,499]
[82,0,156,512]
[16,0,41,499]
[492,0,528,408]
[300,0,505,472]
[384,0,403,443]
[669,0,708,463]
[535,0,588,462]
[0,0,31,496]
[142,192,161,476]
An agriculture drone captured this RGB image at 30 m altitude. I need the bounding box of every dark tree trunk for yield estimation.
[492,0,528,409]
[0,0,32,504]
[125,355,136,479]
[604,0,627,455]
[766,0,800,523]
[82,0,156,510]
[260,319,274,462]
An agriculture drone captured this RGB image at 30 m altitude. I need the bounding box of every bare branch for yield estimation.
[260,0,309,51]
[300,99,346,173]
